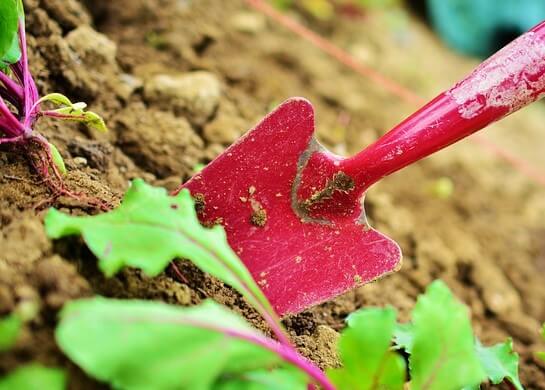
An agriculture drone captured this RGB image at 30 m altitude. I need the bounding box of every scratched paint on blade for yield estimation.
[447,31,545,119]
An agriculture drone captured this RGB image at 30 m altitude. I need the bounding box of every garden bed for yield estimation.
[1,0,545,388]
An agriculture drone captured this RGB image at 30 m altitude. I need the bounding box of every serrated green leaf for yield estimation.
[56,297,307,390]
[0,0,19,63]
[409,280,486,390]
[475,339,523,390]
[395,317,523,389]
[215,367,308,390]
[48,142,66,175]
[327,307,405,390]
[0,313,21,351]
[44,180,273,314]
[0,364,66,390]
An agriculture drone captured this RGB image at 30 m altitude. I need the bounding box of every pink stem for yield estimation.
[18,22,39,127]
[0,71,23,103]
[0,134,24,144]
[0,86,21,111]
[117,314,336,390]
[40,111,86,121]
[0,95,25,137]
[225,329,336,390]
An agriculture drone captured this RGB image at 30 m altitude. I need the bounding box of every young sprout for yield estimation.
[0,1,107,206]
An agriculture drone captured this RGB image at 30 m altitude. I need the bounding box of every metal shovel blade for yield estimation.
[182,98,401,315]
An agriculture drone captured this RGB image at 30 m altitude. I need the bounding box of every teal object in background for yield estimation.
[426,0,545,57]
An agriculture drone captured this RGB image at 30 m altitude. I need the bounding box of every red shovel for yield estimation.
[179,21,545,315]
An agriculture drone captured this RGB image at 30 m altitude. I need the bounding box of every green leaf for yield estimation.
[17,0,24,18]
[56,297,307,390]
[38,93,73,106]
[409,280,486,390]
[0,31,20,68]
[38,93,108,132]
[48,142,67,175]
[395,316,523,389]
[0,313,21,351]
[0,364,66,390]
[475,339,523,390]
[44,180,273,315]
[327,307,405,390]
[0,0,19,63]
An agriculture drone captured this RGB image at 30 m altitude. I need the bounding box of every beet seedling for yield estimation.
[0,1,107,202]
[45,181,524,389]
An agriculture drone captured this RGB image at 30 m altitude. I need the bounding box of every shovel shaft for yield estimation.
[341,20,545,189]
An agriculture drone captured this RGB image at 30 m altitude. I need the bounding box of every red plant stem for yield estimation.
[18,22,39,127]
[0,71,23,102]
[124,314,336,390]
[261,310,291,346]
[41,110,86,120]
[169,262,190,284]
[225,329,336,390]
[0,134,24,144]
[0,95,25,137]
[0,85,21,110]
[245,0,545,187]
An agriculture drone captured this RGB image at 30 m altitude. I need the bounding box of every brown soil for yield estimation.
[2,0,545,388]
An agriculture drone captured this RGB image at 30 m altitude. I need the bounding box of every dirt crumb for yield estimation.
[250,200,267,227]
[193,193,206,214]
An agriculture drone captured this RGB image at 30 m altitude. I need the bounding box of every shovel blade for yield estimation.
[183,98,401,315]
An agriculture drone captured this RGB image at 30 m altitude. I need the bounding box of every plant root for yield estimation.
[23,136,112,211]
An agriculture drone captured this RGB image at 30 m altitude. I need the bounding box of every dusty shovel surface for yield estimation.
[182,98,401,315]
[1,0,545,388]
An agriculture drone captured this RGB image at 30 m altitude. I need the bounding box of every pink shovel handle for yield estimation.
[341,21,545,188]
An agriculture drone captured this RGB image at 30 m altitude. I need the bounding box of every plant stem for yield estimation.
[260,310,291,346]
[228,330,336,390]
[0,85,21,110]
[0,134,24,144]
[40,111,86,120]
[114,314,337,390]
[0,72,23,103]
[0,95,25,137]
[18,22,39,126]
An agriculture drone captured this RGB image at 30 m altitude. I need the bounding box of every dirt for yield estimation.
[300,172,356,211]
[1,0,545,388]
